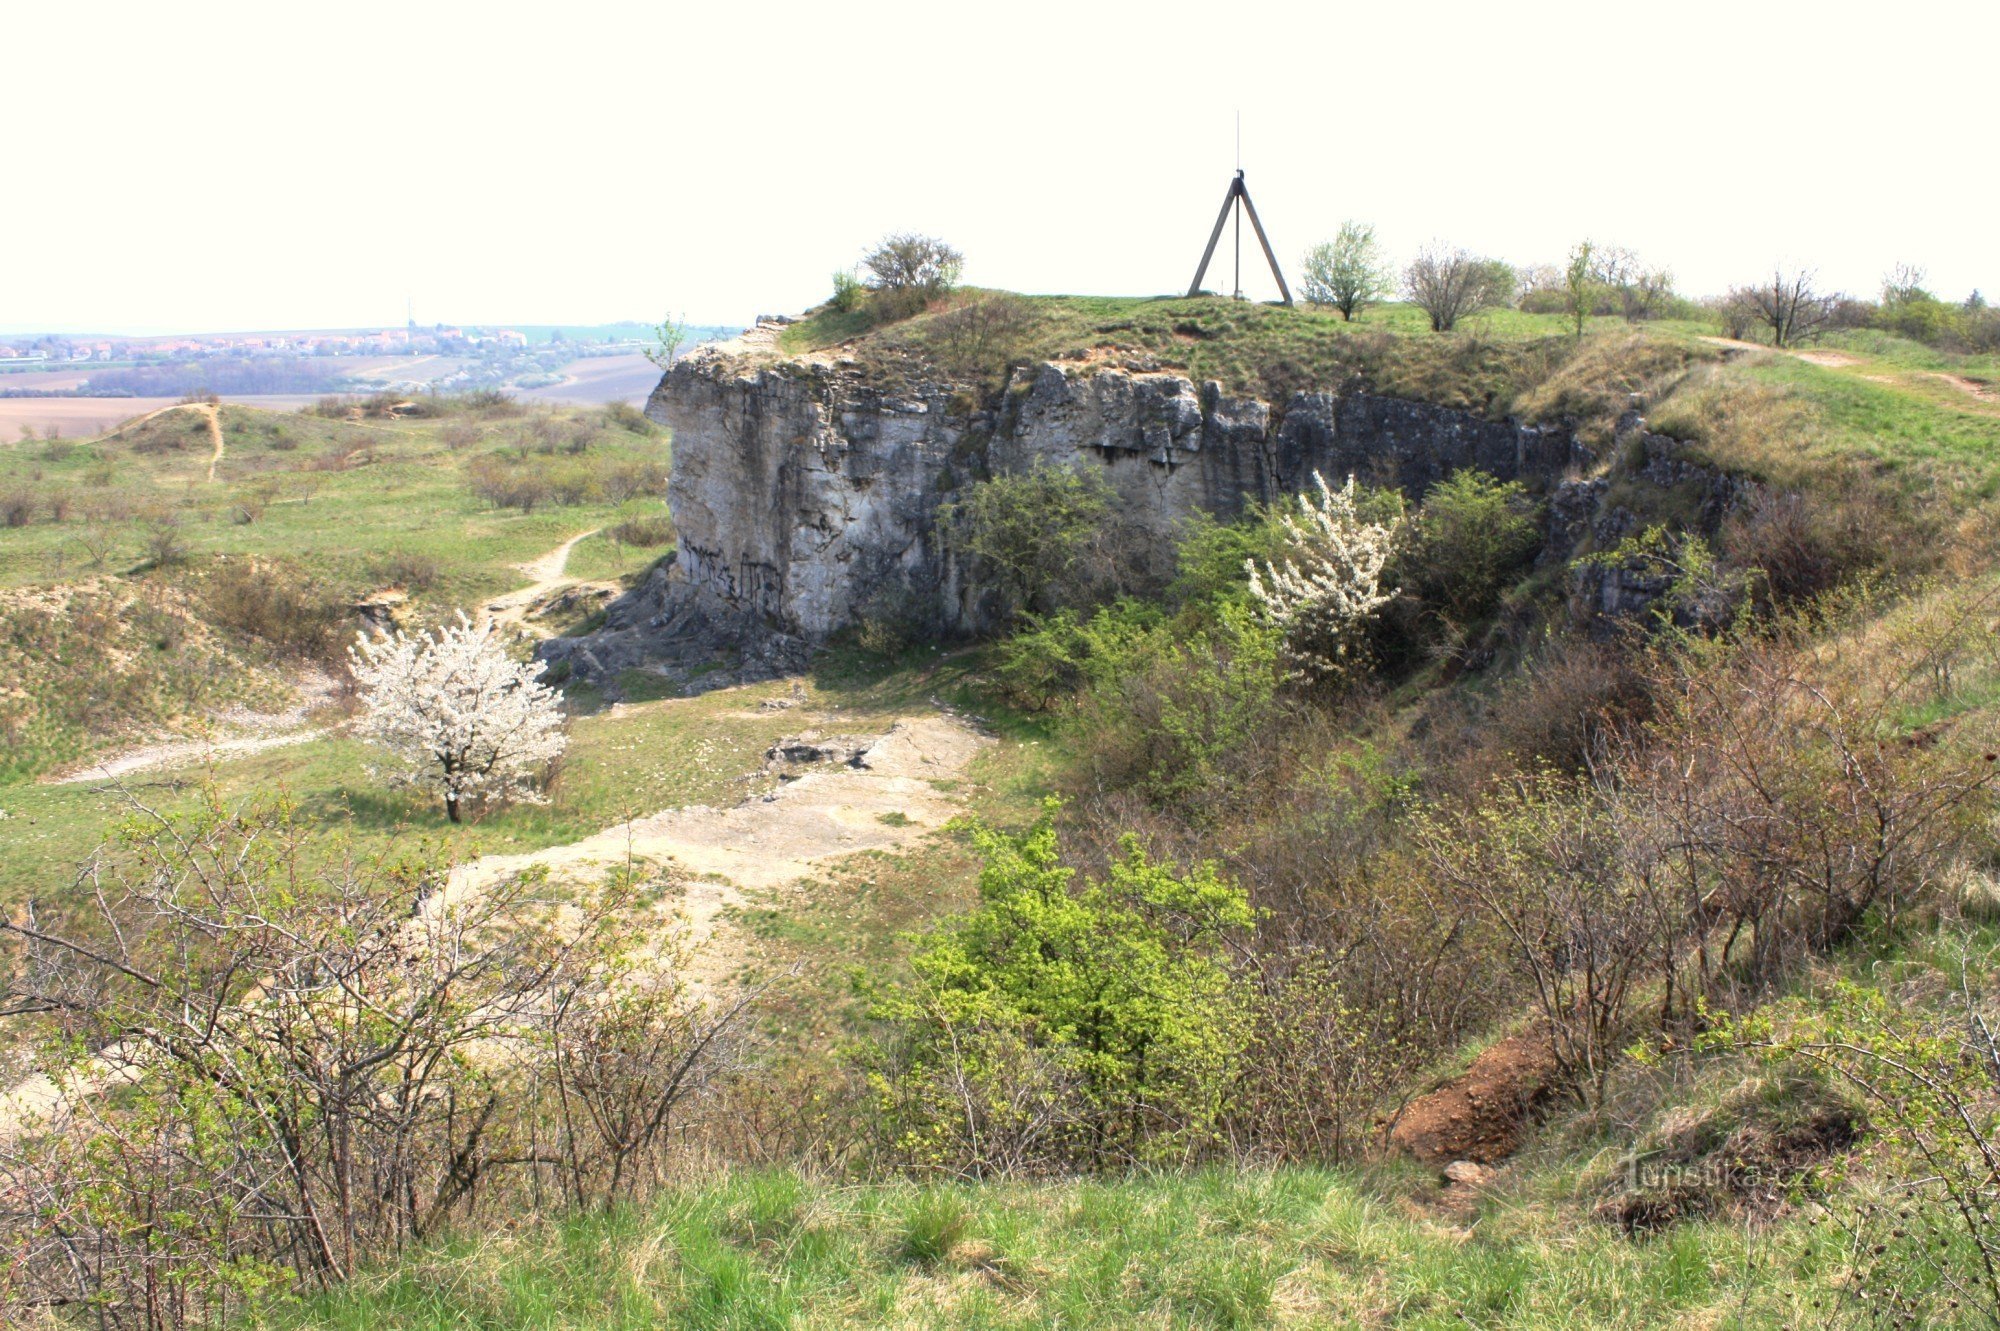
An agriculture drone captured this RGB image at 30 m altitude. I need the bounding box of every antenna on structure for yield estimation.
[1186,116,1293,306]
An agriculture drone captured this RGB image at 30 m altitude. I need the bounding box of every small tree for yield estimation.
[1563,239,1599,339]
[1739,267,1837,348]
[1404,242,1507,332]
[1300,221,1393,320]
[643,313,688,371]
[870,801,1254,1175]
[1246,472,1401,686]
[350,612,568,822]
[861,232,963,320]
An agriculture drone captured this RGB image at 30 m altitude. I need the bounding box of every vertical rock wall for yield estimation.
[539,344,1735,689]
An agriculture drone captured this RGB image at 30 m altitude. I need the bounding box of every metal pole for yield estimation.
[1186,181,1237,298]
[1237,181,1295,307]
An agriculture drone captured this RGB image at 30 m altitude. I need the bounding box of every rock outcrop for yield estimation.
[541,328,1743,692]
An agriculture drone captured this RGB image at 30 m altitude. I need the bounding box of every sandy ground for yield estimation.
[437,712,992,988]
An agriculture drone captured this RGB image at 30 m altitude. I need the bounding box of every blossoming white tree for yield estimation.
[350,612,568,822]
[1246,472,1401,685]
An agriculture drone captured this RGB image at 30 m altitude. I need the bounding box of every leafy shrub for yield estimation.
[830,269,867,314]
[870,802,1253,1175]
[941,462,1120,621]
[1076,603,1283,813]
[1397,471,1542,625]
[992,601,1162,711]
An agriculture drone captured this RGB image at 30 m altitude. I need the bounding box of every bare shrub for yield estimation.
[1719,485,1907,608]
[1623,620,1997,1005]
[601,400,657,435]
[440,419,482,450]
[199,559,346,662]
[1733,267,1838,348]
[1419,771,1659,1107]
[0,490,35,528]
[467,454,552,513]
[70,523,119,569]
[601,458,668,503]
[1405,243,1511,332]
[141,511,190,567]
[0,801,753,1324]
[921,294,1035,380]
[1481,633,1655,773]
[366,550,443,591]
[862,232,963,320]
[607,512,673,547]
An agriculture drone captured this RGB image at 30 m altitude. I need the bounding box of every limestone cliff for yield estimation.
[541,324,1739,691]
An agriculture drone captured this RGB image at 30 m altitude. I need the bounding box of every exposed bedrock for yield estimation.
[540,342,1739,691]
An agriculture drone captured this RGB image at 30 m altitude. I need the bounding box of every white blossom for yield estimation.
[349,612,568,822]
[1246,472,1401,684]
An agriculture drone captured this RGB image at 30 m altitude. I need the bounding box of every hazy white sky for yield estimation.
[6,0,1995,334]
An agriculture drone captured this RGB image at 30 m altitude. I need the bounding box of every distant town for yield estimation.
[0,320,682,399]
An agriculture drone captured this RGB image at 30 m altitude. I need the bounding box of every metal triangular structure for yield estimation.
[1186,169,1293,306]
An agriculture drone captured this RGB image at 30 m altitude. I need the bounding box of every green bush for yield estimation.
[992,600,1162,711]
[1076,602,1283,812]
[830,269,867,314]
[941,461,1118,620]
[1399,471,1542,624]
[871,801,1253,1175]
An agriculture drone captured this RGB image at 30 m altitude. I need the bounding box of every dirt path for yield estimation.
[1930,371,1998,401]
[87,399,227,480]
[483,527,617,637]
[437,712,991,987]
[44,671,341,786]
[1698,336,1858,366]
[201,402,224,481]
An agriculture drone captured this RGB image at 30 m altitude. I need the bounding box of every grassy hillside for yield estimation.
[0,396,673,783]
[261,1162,1823,1330]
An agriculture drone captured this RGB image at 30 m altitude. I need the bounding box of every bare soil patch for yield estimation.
[1391,1031,1560,1164]
[439,712,992,988]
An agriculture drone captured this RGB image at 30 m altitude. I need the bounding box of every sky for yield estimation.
[4,0,1995,335]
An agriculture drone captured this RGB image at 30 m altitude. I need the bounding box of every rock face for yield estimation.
[541,334,1742,691]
